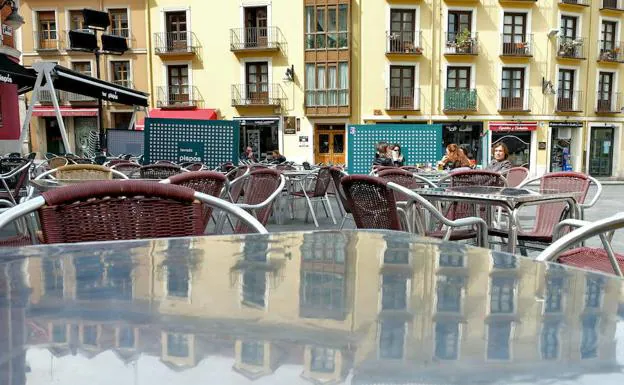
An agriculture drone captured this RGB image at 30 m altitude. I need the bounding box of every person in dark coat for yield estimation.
[486,143,513,172]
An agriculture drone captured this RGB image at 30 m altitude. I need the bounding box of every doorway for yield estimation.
[246,62,269,104]
[166,11,188,51]
[589,126,614,177]
[244,6,268,48]
[45,118,65,155]
[314,124,345,165]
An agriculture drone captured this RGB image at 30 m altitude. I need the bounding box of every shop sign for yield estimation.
[489,121,538,132]
[283,116,296,134]
[177,141,205,163]
[299,136,309,147]
[549,121,583,128]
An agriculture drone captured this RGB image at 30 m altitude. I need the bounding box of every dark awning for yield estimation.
[50,65,149,107]
[0,53,37,94]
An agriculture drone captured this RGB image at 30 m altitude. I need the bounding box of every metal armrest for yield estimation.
[193,192,267,234]
[412,174,438,188]
[552,219,592,241]
[236,175,286,211]
[0,160,33,179]
[579,175,602,209]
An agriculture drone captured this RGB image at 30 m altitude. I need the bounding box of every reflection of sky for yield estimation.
[25,348,350,385]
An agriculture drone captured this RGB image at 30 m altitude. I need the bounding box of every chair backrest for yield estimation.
[38,180,205,244]
[400,166,420,173]
[446,169,507,187]
[370,165,397,175]
[140,164,183,179]
[329,166,350,213]
[111,162,141,178]
[181,162,204,171]
[49,157,69,169]
[106,158,132,167]
[0,158,32,200]
[167,171,227,226]
[502,167,529,187]
[55,164,113,180]
[311,166,333,196]
[341,175,402,231]
[228,166,249,201]
[531,172,591,237]
[276,164,296,171]
[377,169,433,201]
[236,169,282,232]
[69,158,93,165]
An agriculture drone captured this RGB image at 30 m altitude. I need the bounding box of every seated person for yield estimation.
[373,142,393,166]
[389,144,405,167]
[438,143,471,170]
[271,150,287,164]
[240,146,257,162]
[486,143,513,172]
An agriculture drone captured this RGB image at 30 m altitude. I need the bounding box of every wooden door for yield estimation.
[246,62,269,104]
[166,11,187,51]
[501,68,524,110]
[597,72,614,111]
[557,69,575,111]
[314,128,345,165]
[503,13,527,55]
[390,9,415,52]
[168,65,189,105]
[245,7,268,48]
[389,66,414,109]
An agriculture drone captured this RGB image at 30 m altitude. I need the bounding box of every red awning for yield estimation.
[32,107,98,117]
[136,108,218,130]
[489,121,538,132]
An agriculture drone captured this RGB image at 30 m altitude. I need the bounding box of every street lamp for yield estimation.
[0,0,25,30]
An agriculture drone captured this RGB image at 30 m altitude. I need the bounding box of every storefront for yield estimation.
[549,121,582,172]
[587,124,619,177]
[489,121,537,169]
[236,117,280,161]
[437,122,483,166]
[0,53,36,151]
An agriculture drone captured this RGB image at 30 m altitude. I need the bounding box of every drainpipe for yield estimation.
[582,5,594,173]
[432,0,441,122]
[145,0,154,110]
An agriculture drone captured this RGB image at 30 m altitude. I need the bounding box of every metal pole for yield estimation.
[95,49,105,153]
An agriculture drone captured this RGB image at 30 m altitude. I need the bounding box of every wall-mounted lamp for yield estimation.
[0,0,25,30]
[284,65,295,82]
[547,29,559,39]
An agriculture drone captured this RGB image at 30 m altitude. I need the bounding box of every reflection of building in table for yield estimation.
[20,232,623,384]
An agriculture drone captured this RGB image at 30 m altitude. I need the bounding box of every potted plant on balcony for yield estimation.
[600,48,618,61]
[558,39,582,57]
[455,29,473,54]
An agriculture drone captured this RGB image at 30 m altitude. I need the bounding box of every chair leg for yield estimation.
[339,215,348,229]
[307,197,319,227]
[324,194,337,224]
[334,194,345,217]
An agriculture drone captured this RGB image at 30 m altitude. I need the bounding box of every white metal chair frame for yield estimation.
[0,159,34,206]
[288,168,336,227]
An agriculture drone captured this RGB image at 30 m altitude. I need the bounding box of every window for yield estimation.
[301,272,344,315]
[545,276,565,313]
[541,321,560,360]
[242,270,266,307]
[305,62,349,107]
[436,275,464,312]
[438,243,465,267]
[580,315,598,359]
[557,69,576,110]
[384,236,410,264]
[502,13,528,55]
[118,327,135,348]
[501,67,526,110]
[83,325,98,346]
[490,277,515,314]
[69,10,85,31]
[379,320,405,359]
[597,71,614,111]
[435,322,459,360]
[600,21,616,52]
[241,341,264,365]
[72,62,92,77]
[167,65,189,104]
[388,65,415,110]
[448,10,471,41]
[381,274,408,310]
[111,61,131,87]
[585,276,604,309]
[109,8,129,38]
[52,324,66,343]
[167,333,189,358]
[389,9,416,53]
[43,259,63,298]
[305,4,348,50]
[310,347,336,373]
[37,11,57,49]
[301,233,346,263]
[487,321,512,360]
[492,253,516,269]
[166,264,189,298]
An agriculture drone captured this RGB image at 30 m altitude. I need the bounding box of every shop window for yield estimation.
[487,321,511,360]
[167,333,189,358]
[111,61,131,87]
[492,131,531,168]
[112,112,133,130]
[541,321,560,360]
[241,341,264,365]
[435,322,459,360]
[305,4,349,50]
[310,347,336,373]
[381,273,408,310]
[436,275,464,313]
[379,320,405,359]
[109,8,129,38]
[490,277,515,314]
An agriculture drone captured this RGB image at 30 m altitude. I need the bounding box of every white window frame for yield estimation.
[386,4,421,50]
[69,59,95,77]
[108,58,134,87]
[377,273,412,312]
[160,6,192,51]
[555,64,581,111]
[442,63,477,91]
[443,5,477,42]
[537,321,562,361]
[497,63,531,111]
[376,320,409,360]
[385,60,420,110]
[558,10,583,39]
[499,8,533,54]
[240,56,273,101]
[31,7,59,51]
[162,60,193,96]
[433,321,463,361]
[485,321,515,361]
[240,1,272,27]
[594,68,618,111]
[163,264,192,302]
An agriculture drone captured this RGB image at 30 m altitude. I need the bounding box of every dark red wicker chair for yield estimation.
[0,158,32,205]
[181,162,205,171]
[165,171,227,227]
[329,166,351,229]
[377,169,437,202]
[370,165,398,175]
[140,164,183,179]
[234,169,285,233]
[227,166,249,202]
[105,158,133,167]
[111,162,141,178]
[289,166,336,227]
[341,175,403,231]
[501,167,529,187]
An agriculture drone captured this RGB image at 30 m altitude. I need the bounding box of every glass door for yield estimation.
[315,126,345,165]
[246,62,269,104]
[589,127,614,177]
[166,11,187,51]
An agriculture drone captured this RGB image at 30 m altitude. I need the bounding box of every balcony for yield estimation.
[386,31,422,55]
[385,87,420,111]
[500,34,533,57]
[555,90,583,112]
[36,90,61,104]
[231,83,285,107]
[556,37,586,59]
[65,91,96,103]
[560,0,591,6]
[445,32,479,55]
[597,42,624,62]
[156,86,203,109]
[230,26,285,53]
[153,32,199,56]
[498,89,531,112]
[34,31,61,51]
[595,91,622,113]
[444,89,478,112]
[600,0,624,10]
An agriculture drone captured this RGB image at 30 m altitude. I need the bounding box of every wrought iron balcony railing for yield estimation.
[560,0,591,6]
[65,91,96,102]
[34,31,61,51]
[595,91,622,113]
[157,86,203,109]
[36,90,61,104]
[597,41,624,62]
[386,87,420,110]
[556,37,586,59]
[231,83,285,106]
[154,32,199,55]
[445,32,479,55]
[601,0,624,10]
[555,90,583,112]
[230,26,285,51]
[386,31,423,54]
[444,89,478,111]
[304,89,349,107]
[498,89,531,111]
[500,34,533,56]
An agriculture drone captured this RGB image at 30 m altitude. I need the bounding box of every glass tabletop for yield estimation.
[416,186,582,203]
[0,230,622,384]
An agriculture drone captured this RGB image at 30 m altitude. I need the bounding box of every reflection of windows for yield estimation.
[379,320,405,359]
[545,276,565,313]
[241,341,264,365]
[75,256,132,300]
[242,270,266,307]
[52,324,66,343]
[436,275,464,312]
[581,316,598,359]
[381,274,408,310]
[438,243,465,267]
[487,321,511,360]
[69,10,85,30]
[118,327,134,348]
[302,272,344,314]
[244,238,269,262]
[541,321,560,360]
[585,276,604,309]
[167,264,189,298]
[384,237,410,264]
[311,347,336,373]
[43,259,63,298]
[492,253,516,269]
[301,233,346,263]
[490,277,515,314]
[435,322,459,360]
[167,333,189,358]
[83,325,98,346]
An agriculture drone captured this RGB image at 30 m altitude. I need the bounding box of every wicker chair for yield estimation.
[105,158,134,167]
[140,164,184,179]
[0,158,32,205]
[0,180,266,244]
[232,169,285,233]
[227,166,250,202]
[377,169,437,202]
[400,165,421,173]
[110,162,142,178]
[501,167,529,187]
[369,165,398,175]
[289,166,336,227]
[341,175,403,231]
[329,167,352,229]
[36,164,129,181]
[181,162,205,171]
[537,213,624,277]
[163,171,227,228]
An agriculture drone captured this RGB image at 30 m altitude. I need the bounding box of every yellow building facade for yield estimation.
[18,0,148,156]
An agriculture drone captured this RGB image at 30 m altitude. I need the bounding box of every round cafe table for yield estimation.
[0,230,622,383]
